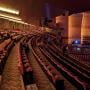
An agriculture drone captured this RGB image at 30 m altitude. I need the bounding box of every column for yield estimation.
[68,13,83,44]
[81,12,90,44]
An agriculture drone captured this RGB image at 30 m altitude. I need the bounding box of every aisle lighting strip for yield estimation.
[0,13,21,21]
[0,7,19,15]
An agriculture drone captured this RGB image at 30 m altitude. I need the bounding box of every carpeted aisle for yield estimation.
[0,43,25,90]
[28,50,55,90]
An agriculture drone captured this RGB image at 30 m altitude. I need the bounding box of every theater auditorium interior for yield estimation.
[0,0,90,90]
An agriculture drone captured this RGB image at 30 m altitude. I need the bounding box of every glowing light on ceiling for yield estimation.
[0,7,19,15]
[0,13,21,21]
[0,16,29,25]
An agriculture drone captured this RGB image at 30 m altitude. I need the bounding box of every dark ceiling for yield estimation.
[0,0,90,24]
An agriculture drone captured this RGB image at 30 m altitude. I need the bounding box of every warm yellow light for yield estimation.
[0,16,29,25]
[0,13,21,21]
[0,7,19,15]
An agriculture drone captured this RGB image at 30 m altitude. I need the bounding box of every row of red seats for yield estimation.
[44,38,90,88]
[45,45,89,82]
[70,54,90,61]
[20,40,34,85]
[0,39,11,51]
[17,43,23,75]
[35,32,89,89]
[0,40,15,75]
[30,37,65,90]
[51,42,90,75]
[40,45,88,90]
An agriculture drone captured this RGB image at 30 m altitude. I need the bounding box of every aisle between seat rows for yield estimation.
[0,43,25,90]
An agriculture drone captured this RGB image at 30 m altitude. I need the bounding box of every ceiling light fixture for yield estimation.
[0,13,21,21]
[0,16,29,25]
[0,7,19,15]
